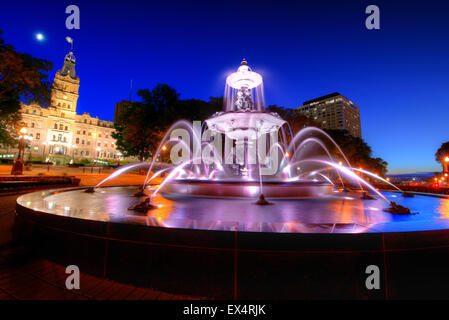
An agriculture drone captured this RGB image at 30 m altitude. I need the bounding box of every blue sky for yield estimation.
[1,0,449,173]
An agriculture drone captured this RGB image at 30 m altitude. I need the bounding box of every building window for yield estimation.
[83,130,86,135]
[86,151,89,156]
[54,123,58,129]
[98,143,101,147]
[76,138,79,144]
[36,133,40,140]
[82,140,85,145]
[31,122,35,128]
[40,111,43,116]
[59,124,63,130]
[84,119,87,123]
[65,126,68,131]
[32,109,36,115]
[58,134,62,141]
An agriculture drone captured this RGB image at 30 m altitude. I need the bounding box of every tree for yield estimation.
[435,142,449,165]
[266,105,319,137]
[0,29,53,146]
[112,84,180,161]
[324,129,388,176]
[112,84,223,162]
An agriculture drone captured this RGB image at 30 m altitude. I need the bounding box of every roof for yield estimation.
[302,92,341,105]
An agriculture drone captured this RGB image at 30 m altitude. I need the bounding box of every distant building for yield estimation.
[0,49,126,165]
[296,92,362,138]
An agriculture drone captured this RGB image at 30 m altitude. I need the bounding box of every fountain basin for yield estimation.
[205,110,285,139]
[14,187,449,299]
[160,179,332,199]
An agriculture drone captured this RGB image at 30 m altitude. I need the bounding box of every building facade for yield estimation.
[296,92,362,138]
[0,50,123,165]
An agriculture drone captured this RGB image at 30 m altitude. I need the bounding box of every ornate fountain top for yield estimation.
[226,59,262,90]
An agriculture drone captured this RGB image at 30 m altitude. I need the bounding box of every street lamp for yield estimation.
[71,144,77,163]
[42,141,47,160]
[117,151,122,166]
[11,127,27,175]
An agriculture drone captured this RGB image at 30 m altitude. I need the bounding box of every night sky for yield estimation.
[1,0,449,173]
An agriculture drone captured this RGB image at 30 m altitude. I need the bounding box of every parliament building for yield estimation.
[0,49,125,165]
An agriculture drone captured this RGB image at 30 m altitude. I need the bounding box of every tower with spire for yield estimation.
[50,46,80,118]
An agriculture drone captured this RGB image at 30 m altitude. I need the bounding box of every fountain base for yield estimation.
[160,179,332,199]
[85,187,96,193]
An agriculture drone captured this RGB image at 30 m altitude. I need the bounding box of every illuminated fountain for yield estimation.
[16,59,449,300]
[156,59,391,203]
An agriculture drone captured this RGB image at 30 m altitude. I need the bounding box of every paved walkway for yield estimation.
[0,188,203,300]
[0,247,204,300]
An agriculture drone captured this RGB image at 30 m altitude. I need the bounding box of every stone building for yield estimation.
[1,49,125,165]
[296,92,362,138]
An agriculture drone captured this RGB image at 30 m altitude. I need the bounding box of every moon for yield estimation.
[35,33,44,41]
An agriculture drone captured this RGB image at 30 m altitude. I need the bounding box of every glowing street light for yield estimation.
[162,145,167,151]
[284,152,290,158]
[445,157,449,162]
[11,127,27,175]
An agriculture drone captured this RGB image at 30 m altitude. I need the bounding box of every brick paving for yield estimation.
[0,248,206,300]
[0,189,205,300]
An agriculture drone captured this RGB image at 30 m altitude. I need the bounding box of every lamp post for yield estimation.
[11,127,27,175]
[42,141,47,161]
[117,152,122,166]
[71,144,77,164]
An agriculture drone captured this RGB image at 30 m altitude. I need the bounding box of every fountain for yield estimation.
[15,59,449,299]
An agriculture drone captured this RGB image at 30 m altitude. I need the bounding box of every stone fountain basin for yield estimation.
[160,179,332,199]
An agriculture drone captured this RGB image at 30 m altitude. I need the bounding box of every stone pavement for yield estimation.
[0,181,201,300]
[0,247,204,300]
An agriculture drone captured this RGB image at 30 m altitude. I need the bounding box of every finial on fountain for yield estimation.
[241,58,248,66]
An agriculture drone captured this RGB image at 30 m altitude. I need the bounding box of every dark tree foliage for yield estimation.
[112,84,222,161]
[266,105,319,137]
[325,129,388,176]
[0,29,53,146]
[435,142,449,164]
